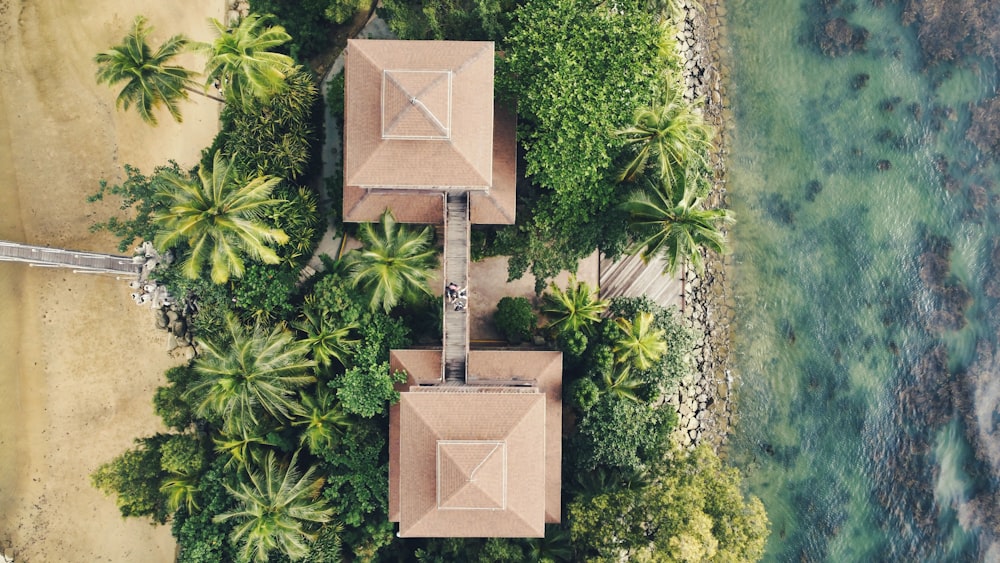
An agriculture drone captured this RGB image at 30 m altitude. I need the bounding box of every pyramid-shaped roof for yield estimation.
[437,441,506,509]
[382,70,452,139]
[396,391,546,537]
[344,39,494,191]
[388,350,563,537]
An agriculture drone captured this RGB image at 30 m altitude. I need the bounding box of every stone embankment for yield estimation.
[668,0,738,450]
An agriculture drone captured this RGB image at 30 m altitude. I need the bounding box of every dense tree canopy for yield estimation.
[493,0,669,287]
[568,446,769,562]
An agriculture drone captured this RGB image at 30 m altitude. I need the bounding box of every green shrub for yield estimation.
[326,71,345,123]
[573,395,676,472]
[229,262,299,325]
[247,0,336,61]
[219,68,319,181]
[557,328,588,360]
[159,434,206,476]
[154,365,199,430]
[88,161,183,252]
[334,343,408,418]
[91,435,170,523]
[493,296,536,343]
[569,376,600,413]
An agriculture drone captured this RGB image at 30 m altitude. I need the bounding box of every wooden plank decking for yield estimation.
[599,252,686,312]
[442,193,470,382]
[0,240,141,276]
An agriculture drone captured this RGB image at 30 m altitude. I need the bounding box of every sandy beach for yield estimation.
[0,1,221,560]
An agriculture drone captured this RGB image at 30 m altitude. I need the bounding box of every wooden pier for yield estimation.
[442,193,470,382]
[0,240,142,276]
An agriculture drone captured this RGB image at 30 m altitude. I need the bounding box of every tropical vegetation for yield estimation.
[343,210,439,313]
[152,151,289,284]
[94,15,200,125]
[197,14,297,108]
[623,167,734,276]
[89,1,763,560]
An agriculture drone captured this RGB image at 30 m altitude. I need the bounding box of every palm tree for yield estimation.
[215,450,334,562]
[615,87,712,185]
[599,362,645,403]
[198,14,296,108]
[541,275,609,337]
[613,311,668,371]
[153,151,289,284]
[622,168,732,276]
[161,470,201,513]
[291,297,360,369]
[185,315,316,434]
[344,209,439,312]
[292,387,354,453]
[94,16,216,125]
[214,427,277,471]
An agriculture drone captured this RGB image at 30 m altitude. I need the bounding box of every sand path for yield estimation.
[0,1,222,560]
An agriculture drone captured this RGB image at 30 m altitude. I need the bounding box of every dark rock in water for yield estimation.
[935,105,957,122]
[875,129,896,144]
[909,102,922,121]
[986,237,1000,298]
[760,193,798,225]
[805,180,823,202]
[967,96,1000,161]
[918,236,951,287]
[933,154,949,175]
[899,0,1000,66]
[942,175,959,194]
[850,72,870,90]
[817,18,870,57]
[970,184,988,210]
[876,159,892,171]
[880,96,902,112]
[917,234,972,332]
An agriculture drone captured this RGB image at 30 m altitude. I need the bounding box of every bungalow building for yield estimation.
[342,39,562,538]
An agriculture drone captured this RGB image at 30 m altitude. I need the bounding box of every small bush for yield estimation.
[569,376,600,413]
[557,329,588,360]
[493,296,536,343]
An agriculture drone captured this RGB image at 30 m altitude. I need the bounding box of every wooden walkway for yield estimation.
[0,240,142,276]
[599,252,686,312]
[442,193,470,382]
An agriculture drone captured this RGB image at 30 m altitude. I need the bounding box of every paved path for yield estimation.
[0,240,141,276]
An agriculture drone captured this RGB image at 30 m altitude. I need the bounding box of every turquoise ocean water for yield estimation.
[723,1,1000,560]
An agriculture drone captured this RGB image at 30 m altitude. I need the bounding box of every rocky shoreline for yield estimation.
[668,0,739,450]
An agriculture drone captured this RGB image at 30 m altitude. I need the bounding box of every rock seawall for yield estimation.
[668,0,738,450]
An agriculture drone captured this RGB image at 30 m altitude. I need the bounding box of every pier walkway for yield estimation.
[442,193,470,383]
[0,240,141,276]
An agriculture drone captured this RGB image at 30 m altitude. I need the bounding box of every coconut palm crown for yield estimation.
[198,14,296,108]
[615,87,713,185]
[541,275,609,337]
[94,15,198,125]
[344,209,439,313]
[185,314,316,435]
[215,450,334,562]
[291,297,360,369]
[153,150,289,284]
[613,311,668,371]
[622,168,733,276]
